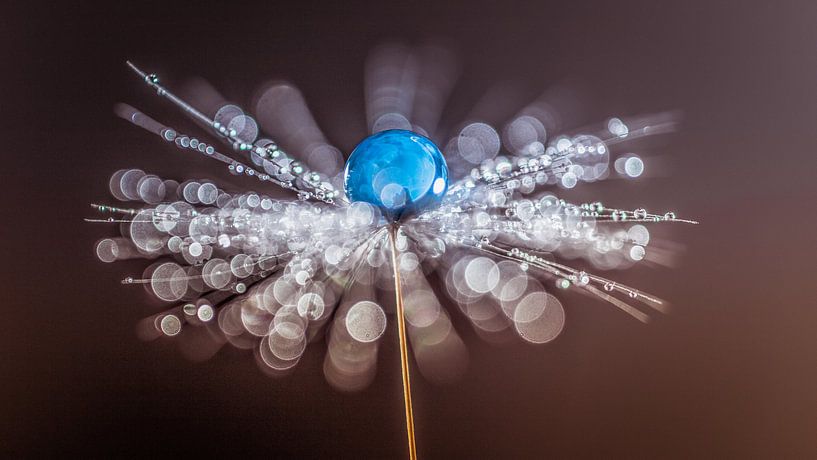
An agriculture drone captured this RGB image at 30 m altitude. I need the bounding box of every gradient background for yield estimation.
[3,1,816,457]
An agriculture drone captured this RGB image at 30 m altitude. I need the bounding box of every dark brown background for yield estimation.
[3,0,815,457]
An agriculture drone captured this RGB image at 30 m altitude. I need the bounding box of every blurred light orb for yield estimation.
[346,301,387,343]
[160,314,182,336]
[344,129,448,220]
[624,156,644,178]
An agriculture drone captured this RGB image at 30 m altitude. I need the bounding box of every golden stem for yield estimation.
[389,224,417,460]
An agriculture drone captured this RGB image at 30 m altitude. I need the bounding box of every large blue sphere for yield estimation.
[344,129,448,220]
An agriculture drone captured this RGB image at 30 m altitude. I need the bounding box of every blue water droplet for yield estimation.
[344,130,448,220]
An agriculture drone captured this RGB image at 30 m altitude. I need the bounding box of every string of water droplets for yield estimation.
[123,62,342,205]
